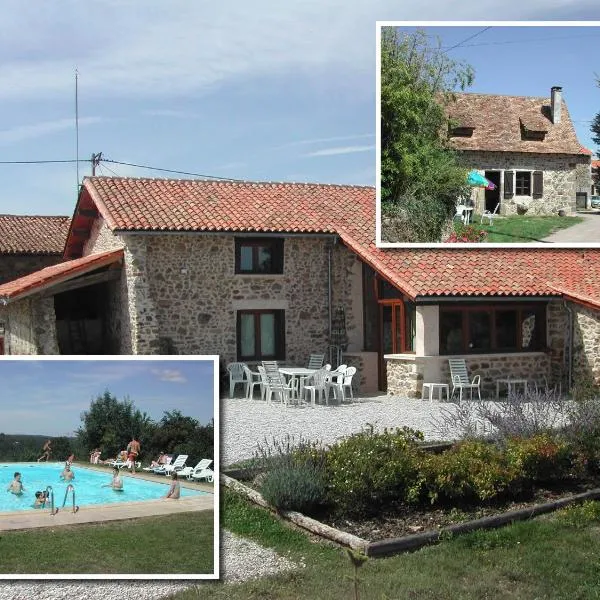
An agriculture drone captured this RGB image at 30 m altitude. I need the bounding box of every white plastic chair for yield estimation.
[307,354,325,369]
[242,365,262,399]
[328,366,357,403]
[262,361,295,406]
[226,362,247,398]
[448,359,481,401]
[481,202,500,226]
[303,368,334,407]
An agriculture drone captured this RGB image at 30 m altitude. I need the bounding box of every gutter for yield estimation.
[113,230,339,240]
[416,295,559,304]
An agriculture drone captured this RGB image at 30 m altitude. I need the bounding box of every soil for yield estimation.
[321,479,600,542]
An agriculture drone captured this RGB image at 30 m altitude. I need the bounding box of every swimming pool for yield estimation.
[1,463,207,512]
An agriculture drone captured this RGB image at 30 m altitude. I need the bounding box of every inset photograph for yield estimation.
[377,23,600,246]
[0,357,218,579]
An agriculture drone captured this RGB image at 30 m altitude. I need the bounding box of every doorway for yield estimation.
[484,171,501,212]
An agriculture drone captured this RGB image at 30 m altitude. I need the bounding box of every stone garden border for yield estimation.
[222,473,600,558]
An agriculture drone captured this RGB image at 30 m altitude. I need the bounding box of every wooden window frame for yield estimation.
[439,304,546,355]
[234,238,284,275]
[374,275,415,354]
[515,171,532,196]
[236,309,285,362]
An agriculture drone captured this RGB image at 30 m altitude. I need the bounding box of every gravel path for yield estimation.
[0,532,301,599]
[222,394,463,466]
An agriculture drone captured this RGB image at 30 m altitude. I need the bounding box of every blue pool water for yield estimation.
[1,463,206,512]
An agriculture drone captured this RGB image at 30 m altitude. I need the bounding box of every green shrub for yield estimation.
[556,500,600,529]
[563,398,600,474]
[259,462,326,513]
[422,440,521,504]
[505,434,573,483]
[324,426,425,515]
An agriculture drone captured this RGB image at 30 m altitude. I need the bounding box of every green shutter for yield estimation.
[504,171,514,198]
[532,171,543,198]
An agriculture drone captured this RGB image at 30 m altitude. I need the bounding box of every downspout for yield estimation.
[563,301,574,393]
[327,238,338,344]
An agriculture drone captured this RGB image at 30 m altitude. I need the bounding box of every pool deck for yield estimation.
[0,464,215,532]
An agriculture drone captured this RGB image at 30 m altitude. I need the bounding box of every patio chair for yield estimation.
[303,367,334,407]
[179,459,214,482]
[481,202,500,226]
[307,354,325,369]
[448,359,481,402]
[226,362,247,398]
[161,454,189,475]
[327,366,357,403]
[242,365,262,399]
[262,361,295,405]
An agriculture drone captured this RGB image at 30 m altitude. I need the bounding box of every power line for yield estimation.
[101,158,246,182]
[442,32,600,50]
[442,27,492,53]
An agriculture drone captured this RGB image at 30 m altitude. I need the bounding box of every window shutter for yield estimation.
[532,171,543,198]
[504,171,514,198]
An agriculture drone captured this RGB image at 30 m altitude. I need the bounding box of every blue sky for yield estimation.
[393,25,600,153]
[1,3,600,217]
[0,359,215,436]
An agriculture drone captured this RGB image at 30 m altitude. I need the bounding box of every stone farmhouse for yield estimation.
[446,86,592,216]
[0,176,599,398]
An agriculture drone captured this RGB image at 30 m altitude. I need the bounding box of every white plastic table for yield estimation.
[422,383,450,401]
[279,367,317,399]
[496,378,528,400]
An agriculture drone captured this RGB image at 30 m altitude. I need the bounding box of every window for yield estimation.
[439,305,546,354]
[515,171,531,196]
[237,310,285,361]
[235,238,284,274]
[381,300,415,354]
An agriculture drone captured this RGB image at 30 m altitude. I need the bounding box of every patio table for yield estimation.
[496,378,528,400]
[279,367,317,400]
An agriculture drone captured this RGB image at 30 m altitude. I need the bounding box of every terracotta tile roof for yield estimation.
[592,160,600,168]
[0,215,71,254]
[0,249,123,304]
[72,177,600,309]
[446,92,587,155]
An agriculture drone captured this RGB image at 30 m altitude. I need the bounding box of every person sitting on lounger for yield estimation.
[149,452,166,468]
[102,467,123,491]
[7,472,25,495]
[164,472,181,500]
[60,463,75,481]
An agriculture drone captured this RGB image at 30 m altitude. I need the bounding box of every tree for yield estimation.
[77,390,154,459]
[380,28,474,242]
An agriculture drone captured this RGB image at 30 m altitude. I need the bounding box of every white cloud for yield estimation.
[151,369,187,383]
[0,117,103,145]
[281,133,374,148]
[0,0,589,101]
[304,144,375,157]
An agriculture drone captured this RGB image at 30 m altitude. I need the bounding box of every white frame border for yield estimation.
[0,354,220,581]
[375,20,600,248]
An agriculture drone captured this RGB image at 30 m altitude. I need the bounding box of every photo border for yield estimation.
[376,20,600,248]
[0,354,220,581]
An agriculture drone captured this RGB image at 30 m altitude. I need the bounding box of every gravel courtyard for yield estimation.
[222,394,468,466]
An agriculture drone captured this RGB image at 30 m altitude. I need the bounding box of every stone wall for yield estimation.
[547,300,569,385]
[0,254,64,285]
[117,234,360,369]
[83,218,125,255]
[460,151,589,215]
[386,356,422,398]
[572,304,600,385]
[32,297,59,354]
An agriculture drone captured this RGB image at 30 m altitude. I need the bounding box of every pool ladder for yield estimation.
[45,485,59,516]
[62,484,79,513]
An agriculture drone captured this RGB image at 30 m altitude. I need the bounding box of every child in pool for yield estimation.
[33,490,49,508]
[102,467,123,491]
[7,472,25,495]
[164,472,180,499]
[60,463,75,481]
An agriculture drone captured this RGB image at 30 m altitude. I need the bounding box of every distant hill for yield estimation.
[0,433,75,462]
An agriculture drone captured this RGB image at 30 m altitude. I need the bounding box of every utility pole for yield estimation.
[91,152,102,175]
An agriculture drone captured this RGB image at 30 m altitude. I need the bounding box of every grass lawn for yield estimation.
[468,214,584,243]
[174,491,600,599]
[0,511,214,574]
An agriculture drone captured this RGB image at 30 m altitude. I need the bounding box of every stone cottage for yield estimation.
[0,176,599,397]
[446,87,592,216]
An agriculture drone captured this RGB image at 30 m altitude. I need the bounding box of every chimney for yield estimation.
[551,86,562,124]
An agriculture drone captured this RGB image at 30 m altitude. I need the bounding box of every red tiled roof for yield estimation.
[0,215,71,254]
[66,177,600,309]
[0,249,123,303]
[592,160,600,168]
[446,93,588,155]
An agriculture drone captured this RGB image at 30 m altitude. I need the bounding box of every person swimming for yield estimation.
[7,472,25,495]
[60,463,75,481]
[102,467,124,491]
[33,490,49,508]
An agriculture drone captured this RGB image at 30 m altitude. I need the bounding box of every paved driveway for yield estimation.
[542,211,600,243]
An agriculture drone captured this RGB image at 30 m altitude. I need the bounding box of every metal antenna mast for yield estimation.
[75,68,80,191]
